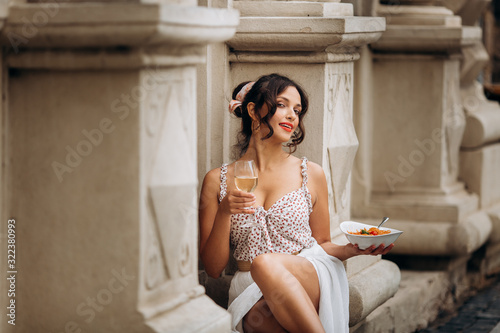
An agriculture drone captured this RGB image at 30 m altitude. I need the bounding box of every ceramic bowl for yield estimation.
[339,221,403,250]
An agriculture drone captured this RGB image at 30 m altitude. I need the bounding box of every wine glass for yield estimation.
[234,160,259,227]
[234,160,258,193]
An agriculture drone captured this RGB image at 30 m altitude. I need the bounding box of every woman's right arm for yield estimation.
[198,168,256,278]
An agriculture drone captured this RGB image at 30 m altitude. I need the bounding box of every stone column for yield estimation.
[351,0,491,293]
[1,1,238,332]
[448,0,500,279]
[223,0,400,327]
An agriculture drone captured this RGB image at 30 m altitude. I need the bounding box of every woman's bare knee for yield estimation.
[250,253,276,280]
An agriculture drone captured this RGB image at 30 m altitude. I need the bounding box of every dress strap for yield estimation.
[301,157,313,214]
[219,164,228,203]
[300,157,309,188]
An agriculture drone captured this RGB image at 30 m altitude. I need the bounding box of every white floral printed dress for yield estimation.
[219,157,314,262]
[219,157,349,333]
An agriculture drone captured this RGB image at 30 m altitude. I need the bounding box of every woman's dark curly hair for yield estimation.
[231,73,309,157]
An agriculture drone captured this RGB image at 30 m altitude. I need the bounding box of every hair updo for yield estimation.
[231,73,309,157]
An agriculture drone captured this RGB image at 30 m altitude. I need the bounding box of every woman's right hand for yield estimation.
[219,189,256,215]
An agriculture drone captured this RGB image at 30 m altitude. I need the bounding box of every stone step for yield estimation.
[350,270,453,333]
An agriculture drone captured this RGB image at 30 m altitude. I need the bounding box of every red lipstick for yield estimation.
[279,122,293,132]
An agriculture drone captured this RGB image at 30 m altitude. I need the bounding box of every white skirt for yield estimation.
[227,241,349,333]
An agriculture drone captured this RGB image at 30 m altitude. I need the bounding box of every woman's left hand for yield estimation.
[344,243,395,259]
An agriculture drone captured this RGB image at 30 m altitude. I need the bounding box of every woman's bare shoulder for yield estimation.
[205,166,221,181]
[201,167,224,194]
[306,160,326,180]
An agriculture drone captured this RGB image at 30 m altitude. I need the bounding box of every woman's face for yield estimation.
[258,86,302,143]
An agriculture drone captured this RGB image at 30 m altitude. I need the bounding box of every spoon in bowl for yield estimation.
[377,217,389,229]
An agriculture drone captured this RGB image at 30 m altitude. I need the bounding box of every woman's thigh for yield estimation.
[252,253,321,310]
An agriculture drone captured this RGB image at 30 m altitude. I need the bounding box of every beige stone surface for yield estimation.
[351,2,491,259]
[2,3,239,48]
[147,294,231,333]
[228,16,385,52]
[234,1,353,17]
[377,4,460,27]
[460,42,489,86]
[6,0,499,331]
[348,260,401,326]
[4,59,233,333]
[373,24,475,53]
[461,102,500,147]
[443,0,491,26]
[459,40,500,149]
[460,144,500,209]
[8,69,145,332]
[369,56,466,195]
[1,2,238,332]
[351,270,453,333]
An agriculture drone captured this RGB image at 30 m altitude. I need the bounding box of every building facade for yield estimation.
[1,0,499,332]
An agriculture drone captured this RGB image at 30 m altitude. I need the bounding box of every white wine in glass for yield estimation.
[234,160,258,193]
[235,176,258,192]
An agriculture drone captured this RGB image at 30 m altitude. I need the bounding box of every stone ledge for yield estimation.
[0,3,239,49]
[7,47,208,69]
[350,270,453,333]
[229,51,361,64]
[359,189,479,223]
[228,16,385,52]
[372,25,480,53]
[234,1,353,17]
[146,294,231,333]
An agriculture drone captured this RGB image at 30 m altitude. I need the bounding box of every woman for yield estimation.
[199,73,394,333]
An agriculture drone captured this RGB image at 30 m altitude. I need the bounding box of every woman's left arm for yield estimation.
[307,162,394,261]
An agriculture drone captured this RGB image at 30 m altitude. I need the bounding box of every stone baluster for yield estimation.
[1,1,238,332]
[198,0,401,327]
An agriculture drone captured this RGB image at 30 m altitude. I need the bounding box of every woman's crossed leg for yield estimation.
[243,253,325,333]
